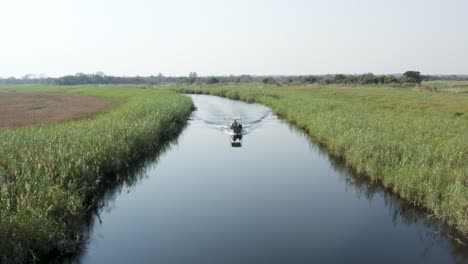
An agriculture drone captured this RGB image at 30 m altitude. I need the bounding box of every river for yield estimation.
[59,94,467,264]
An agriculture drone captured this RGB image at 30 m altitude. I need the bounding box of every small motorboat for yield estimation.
[229,117,243,147]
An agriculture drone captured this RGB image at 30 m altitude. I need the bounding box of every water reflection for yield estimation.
[283,119,468,262]
[52,94,467,264]
[51,126,186,264]
[230,134,243,147]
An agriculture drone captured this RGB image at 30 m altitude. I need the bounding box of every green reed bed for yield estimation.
[0,86,193,262]
[174,83,468,236]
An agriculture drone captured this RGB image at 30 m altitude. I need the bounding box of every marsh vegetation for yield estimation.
[0,82,466,263]
[0,86,192,262]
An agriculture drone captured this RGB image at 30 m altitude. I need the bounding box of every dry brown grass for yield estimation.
[0,91,110,131]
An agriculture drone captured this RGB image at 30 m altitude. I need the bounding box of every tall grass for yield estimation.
[173,83,468,236]
[0,86,193,262]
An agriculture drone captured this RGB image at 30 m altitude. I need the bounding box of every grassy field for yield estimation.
[420,80,468,94]
[173,83,468,237]
[0,86,193,262]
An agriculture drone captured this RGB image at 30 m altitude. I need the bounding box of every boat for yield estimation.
[229,117,243,147]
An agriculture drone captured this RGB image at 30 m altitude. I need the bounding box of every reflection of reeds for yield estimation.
[173,83,468,239]
[0,86,193,262]
[282,117,468,260]
[52,125,186,263]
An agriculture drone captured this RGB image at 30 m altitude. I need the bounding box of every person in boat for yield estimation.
[231,120,238,130]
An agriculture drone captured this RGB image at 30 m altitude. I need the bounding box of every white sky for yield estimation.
[0,0,467,77]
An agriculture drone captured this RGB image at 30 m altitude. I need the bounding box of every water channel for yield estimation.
[59,94,467,264]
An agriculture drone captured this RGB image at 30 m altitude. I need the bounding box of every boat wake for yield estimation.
[188,94,274,141]
[191,111,272,136]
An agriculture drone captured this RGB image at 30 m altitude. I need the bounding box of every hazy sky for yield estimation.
[1,0,467,77]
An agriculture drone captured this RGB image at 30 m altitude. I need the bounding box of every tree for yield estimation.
[384,75,398,84]
[303,76,317,84]
[359,73,377,84]
[206,77,220,84]
[188,72,198,84]
[403,71,422,84]
[23,74,34,80]
[334,74,347,83]
[345,75,358,84]
[239,75,253,82]
[376,75,385,84]
[262,77,276,84]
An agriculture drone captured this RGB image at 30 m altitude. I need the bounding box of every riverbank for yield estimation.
[173,84,468,237]
[0,86,193,262]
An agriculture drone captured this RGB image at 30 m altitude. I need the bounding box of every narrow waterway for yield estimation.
[60,94,467,264]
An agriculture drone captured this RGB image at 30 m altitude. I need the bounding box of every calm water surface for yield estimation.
[60,94,467,264]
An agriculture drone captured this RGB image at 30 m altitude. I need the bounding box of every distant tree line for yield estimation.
[423,74,468,81]
[262,71,425,85]
[296,71,423,85]
[0,73,254,85]
[1,71,466,86]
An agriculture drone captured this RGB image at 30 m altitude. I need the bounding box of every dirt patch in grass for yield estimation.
[0,91,110,130]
